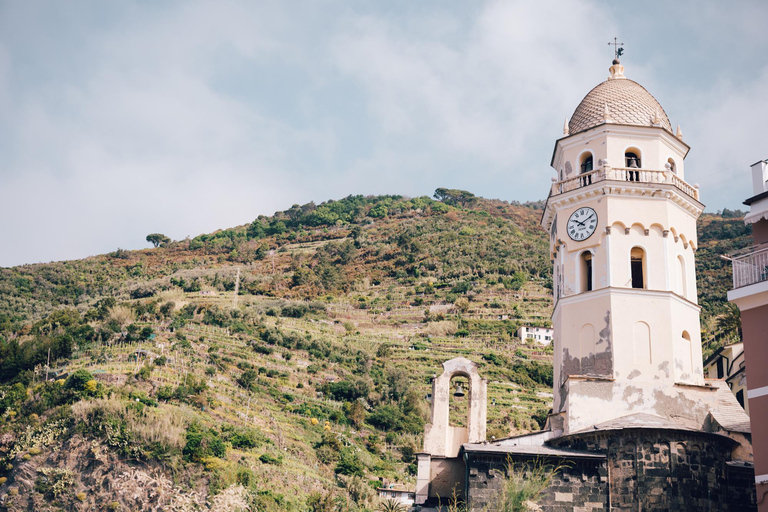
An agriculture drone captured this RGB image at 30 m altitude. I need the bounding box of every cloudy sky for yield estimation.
[1,0,767,267]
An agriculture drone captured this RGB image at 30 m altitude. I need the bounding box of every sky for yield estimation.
[1,0,767,267]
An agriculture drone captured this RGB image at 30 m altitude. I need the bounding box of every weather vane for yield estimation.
[608,37,625,60]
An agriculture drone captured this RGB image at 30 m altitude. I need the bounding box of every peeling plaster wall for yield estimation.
[563,379,737,434]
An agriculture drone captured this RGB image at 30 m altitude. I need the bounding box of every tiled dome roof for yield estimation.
[568,77,672,135]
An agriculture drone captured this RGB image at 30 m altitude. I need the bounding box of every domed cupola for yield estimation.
[568,59,673,136]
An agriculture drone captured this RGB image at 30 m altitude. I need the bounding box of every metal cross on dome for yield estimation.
[608,37,625,59]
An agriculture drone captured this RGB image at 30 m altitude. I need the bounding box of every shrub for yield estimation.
[367,405,423,434]
[157,386,174,401]
[323,380,369,402]
[34,467,75,499]
[183,423,226,462]
[334,448,364,476]
[135,365,152,381]
[64,369,94,393]
[221,424,268,449]
[259,453,282,465]
[280,304,308,318]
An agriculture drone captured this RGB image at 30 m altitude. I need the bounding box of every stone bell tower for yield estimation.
[542,58,711,435]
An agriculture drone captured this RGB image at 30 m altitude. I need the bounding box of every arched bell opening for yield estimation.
[579,151,594,186]
[448,374,469,428]
[625,147,642,182]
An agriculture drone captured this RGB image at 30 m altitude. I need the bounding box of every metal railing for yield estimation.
[551,167,699,201]
[731,244,768,289]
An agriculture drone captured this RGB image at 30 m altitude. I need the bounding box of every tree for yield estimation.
[433,188,476,207]
[146,233,171,248]
[335,448,365,476]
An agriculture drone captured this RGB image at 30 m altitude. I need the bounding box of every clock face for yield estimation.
[567,207,598,241]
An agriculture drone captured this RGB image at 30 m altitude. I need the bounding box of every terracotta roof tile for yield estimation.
[569,78,672,135]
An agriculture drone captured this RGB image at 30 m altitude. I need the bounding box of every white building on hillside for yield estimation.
[516,325,553,345]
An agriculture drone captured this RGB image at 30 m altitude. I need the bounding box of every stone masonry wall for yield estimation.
[465,454,607,512]
[465,429,756,511]
[550,429,757,511]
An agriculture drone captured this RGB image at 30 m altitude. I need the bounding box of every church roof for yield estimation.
[462,442,605,460]
[708,382,751,434]
[568,68,673,136]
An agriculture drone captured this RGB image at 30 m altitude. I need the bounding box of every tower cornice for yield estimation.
[542,175,704,233]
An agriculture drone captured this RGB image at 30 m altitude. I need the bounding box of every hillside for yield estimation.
[0,192,750,511]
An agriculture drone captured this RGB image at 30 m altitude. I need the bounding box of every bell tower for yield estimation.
[542,59,707,435]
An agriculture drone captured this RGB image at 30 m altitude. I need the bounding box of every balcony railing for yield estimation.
[731,244,768,289]
[550,167,700,201]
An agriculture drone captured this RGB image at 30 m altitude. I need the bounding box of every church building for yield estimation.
[416,58,757,511]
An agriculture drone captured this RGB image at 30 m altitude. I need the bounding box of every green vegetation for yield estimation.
[0,193,747,510]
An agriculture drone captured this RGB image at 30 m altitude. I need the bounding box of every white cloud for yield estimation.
[0,0,766,266]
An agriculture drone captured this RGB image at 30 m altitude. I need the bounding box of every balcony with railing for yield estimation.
[730,243,768,289]
[550,166,700,201]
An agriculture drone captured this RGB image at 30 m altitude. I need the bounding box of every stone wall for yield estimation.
[465,428,757,511]
[550,428,757,511]
[464,453,606,512]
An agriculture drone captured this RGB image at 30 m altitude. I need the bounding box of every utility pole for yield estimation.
[233,267,241,308]
[45,348,51,381]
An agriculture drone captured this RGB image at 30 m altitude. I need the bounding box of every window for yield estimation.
[630,247,645,289]
[581,252,593,292]
[625,150,641,181]
[580,153,594,186]
[716,358,724,379]
[667,158,676,174]
[736,389,745,409]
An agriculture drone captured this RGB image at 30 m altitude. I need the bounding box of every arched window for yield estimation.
[625,149,641,182]
[580,251,593,292]
[448,375,468,427]
[579,153,594,186]
[630,247,646,289]
[667,158,676,174]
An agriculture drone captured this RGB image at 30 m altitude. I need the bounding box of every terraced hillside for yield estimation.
[0,193,749,511]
